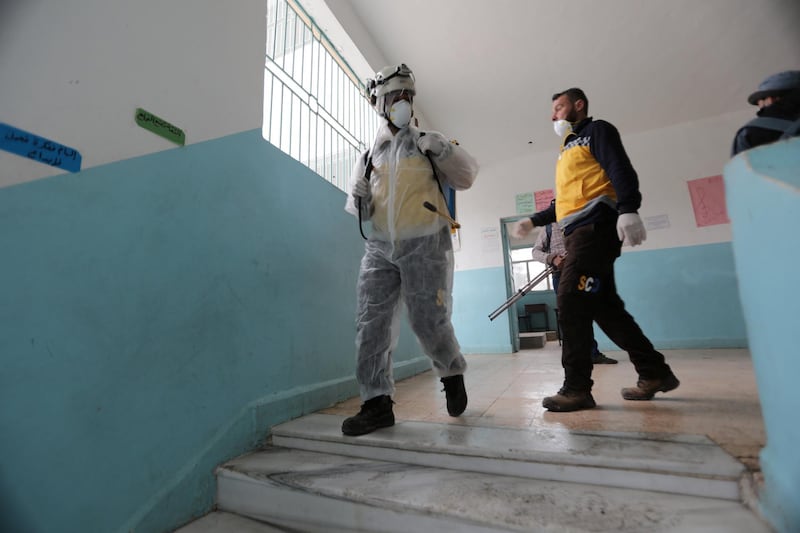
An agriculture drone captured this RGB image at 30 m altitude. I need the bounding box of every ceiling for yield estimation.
[319,0,800,167]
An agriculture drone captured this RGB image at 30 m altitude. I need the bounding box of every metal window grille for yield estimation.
[510,248,553,291]
[264,0,379,191]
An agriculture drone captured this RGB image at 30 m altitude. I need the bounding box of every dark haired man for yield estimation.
[512,88,678,412]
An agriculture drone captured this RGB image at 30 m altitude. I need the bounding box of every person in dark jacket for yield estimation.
[731,70,800,156]
[512,88,679,412]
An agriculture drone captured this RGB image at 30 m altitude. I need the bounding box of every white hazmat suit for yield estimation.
[345,120,479,400]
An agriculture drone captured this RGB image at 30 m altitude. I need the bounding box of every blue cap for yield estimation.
[748,70,800,105]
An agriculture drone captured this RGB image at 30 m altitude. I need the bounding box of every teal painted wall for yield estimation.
[0,124,760,533]
[725,137,800,533]
[453,242,746,353]
[597,242,747,349]
[0,130,428,533]
[452,268,515,353]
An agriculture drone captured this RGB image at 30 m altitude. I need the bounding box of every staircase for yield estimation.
[176,413,771,533]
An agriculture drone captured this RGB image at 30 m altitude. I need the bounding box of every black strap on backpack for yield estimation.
[544,223,553,253]
[357,152,374,240]
[780,118,800,139]
[744,116,800,139]
[418,132,454,219]
[732,115,800,156]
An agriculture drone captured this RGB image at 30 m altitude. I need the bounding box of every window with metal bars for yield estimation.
[264,0,379,192]
[510,247,553,292]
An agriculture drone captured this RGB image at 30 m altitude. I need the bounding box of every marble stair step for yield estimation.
[216,446,770,533]
[174,511,291,533]
[271,413,745,501]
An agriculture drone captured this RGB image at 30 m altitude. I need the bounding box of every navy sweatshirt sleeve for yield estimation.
[589,120,641,214]
[530,199,556,227]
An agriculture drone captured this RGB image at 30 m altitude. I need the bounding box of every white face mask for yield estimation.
[553,119,572,138]
[388,100,412,129]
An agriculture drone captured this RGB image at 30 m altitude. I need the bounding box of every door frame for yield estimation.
[499,215,526,352]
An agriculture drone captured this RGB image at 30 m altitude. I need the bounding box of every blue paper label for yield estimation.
[0,123,82,173]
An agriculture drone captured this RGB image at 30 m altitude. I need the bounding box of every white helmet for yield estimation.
[366,63,415,106]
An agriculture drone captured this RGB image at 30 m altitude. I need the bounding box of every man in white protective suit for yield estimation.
[342,63,479,436]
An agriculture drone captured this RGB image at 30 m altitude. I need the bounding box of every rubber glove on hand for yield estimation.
[353,174,370,198]
[617,213,647,246]
[511,218,534,239]
[417,132,450,157]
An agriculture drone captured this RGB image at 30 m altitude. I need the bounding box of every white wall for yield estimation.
[1,0,758,273]
[456,108,753,271]
[302,0,381,81]
[0,0,265,188]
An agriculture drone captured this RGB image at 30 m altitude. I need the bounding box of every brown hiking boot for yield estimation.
[621,373,680,400]
[542,388,596,412]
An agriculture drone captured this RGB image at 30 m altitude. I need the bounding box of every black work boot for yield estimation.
[542,387,596,412]
[621,373,680,400]
[341,395,395,436]
[592,352,618,364]
[440,374,468,416]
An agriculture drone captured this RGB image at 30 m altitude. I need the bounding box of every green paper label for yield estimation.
[135,108,185,145]
[515,192,534,215]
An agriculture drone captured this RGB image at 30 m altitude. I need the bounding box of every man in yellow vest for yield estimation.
[513,88,678,412]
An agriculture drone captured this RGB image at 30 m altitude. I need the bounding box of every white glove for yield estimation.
[511,218,534,239]
[353,174,370,198]
[617,213,647,246]
[417,132,450,157]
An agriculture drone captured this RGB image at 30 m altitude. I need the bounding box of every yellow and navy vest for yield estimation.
[553,118,641,233]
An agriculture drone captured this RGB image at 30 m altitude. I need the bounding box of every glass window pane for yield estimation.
[528,261,547,280]
[510,248,532,262]
[511,263,528,292]
[528,261,552,291]
[263,0,375,192]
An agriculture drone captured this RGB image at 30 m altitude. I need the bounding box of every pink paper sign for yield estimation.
[534,189,555,212]
[687,175,730,227]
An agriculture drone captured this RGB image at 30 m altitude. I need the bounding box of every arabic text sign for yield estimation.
[0,123,82,172]
[515,192,534,214]
[135,108,185,145]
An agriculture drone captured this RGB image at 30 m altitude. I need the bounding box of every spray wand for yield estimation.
[423,201,460,229]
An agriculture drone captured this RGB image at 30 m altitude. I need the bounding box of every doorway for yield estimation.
[497,216,553,352]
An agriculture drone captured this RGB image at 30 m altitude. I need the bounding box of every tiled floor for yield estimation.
[321,343,766,472]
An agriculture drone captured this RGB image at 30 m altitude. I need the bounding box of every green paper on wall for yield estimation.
[515,192,534,214]
[135,108,185,145]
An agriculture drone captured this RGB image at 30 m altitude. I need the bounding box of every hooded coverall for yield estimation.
[345,123,479,400]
